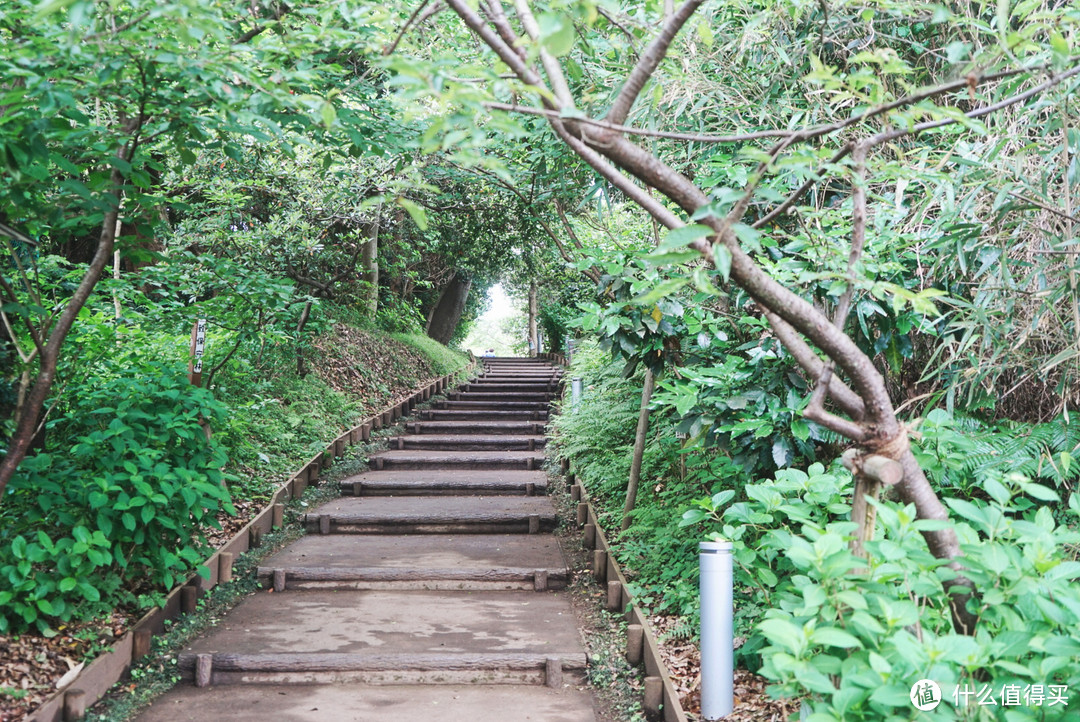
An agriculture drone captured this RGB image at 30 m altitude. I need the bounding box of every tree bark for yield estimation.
[622,369,655,531]
[0,167,125,497]
[295,300,312,376]
[426,272,472,345]
[360,201,382,320]
[528,282,538,357]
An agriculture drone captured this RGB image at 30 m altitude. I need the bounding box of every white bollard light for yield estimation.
[700,540,734,720]
[571,377,583,407]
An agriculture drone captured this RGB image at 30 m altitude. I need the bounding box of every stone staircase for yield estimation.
[137,357,599,721]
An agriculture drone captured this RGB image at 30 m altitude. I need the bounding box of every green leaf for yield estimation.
[945,498,988,527]
[758,617,805,653]
[679,508,709,527]
[713,245,732,282]
[398,198,428,230]
[320,101,337,129]
[644,250,702,266]
[711,490,735,508]
[538,13,575,57]
[691,266,722,296]
[984,477,1010,506]
[33,0,77,19]
[656,224,712,252]
[630,278,688,305]
[78,583,101,602]
[1021,482,1059,502]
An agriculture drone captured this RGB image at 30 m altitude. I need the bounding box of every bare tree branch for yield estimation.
[752,144,853,229]
[383,0,435,56]
[485,102,794,143]
[606,0,705,125]
[483,0,527,60]
[869,63,1080,146]
[444,0,551,98]
[552,120,688,232]
[762,308,865,419]
[597,7,640,59]
[509,0,575,108]
[235,1,292,44]
[1007,189,1080,225]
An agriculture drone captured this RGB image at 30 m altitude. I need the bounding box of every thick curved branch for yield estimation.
[762,308,865,420]
[483,0,526,60]
[444,0,551,100]
[552,121,687,231]
[606,0,705,125]
[509,0,575,108]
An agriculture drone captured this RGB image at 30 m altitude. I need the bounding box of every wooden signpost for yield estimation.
[188,319,213,443]
[188,318,207,387]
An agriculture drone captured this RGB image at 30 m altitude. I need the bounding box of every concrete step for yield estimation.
[461,383,560,393]
[302,495,557,534]
[420,409,548,422]
[137,684,597,721]
[406,420,547,435]
[178,651,587,686]
[448,392,555,402]
[176,589,586,685]
[256,534,568,591]
[435,400,551,411]
[386,434,547,451]
[369,449,545,471]
[339,469,548,496]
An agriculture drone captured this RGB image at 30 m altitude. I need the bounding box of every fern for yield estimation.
[658,615,696,643]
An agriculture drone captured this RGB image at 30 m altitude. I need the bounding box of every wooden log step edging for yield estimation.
[389,435,547,451]
[567,461,689,722]
[339,475,548,497]
[370,450,546,471]
[301,515,557,536]
[254,565,568,591]
[176,651,589,687]
[25,363,474,722]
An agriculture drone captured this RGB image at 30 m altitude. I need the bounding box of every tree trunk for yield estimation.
[528,282,538,357]
[621,369,655,531]
[426,272,472,345]
[360,201,383,320]
[295,300,313,376]
[0,168,124,497]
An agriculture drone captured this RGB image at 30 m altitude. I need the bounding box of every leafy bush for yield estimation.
[551,342,726,618]
[0,363,234,634]
[684,465,1080,720]
[914,409,1080,497]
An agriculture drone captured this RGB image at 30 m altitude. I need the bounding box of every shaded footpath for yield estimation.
[136,357,600,721]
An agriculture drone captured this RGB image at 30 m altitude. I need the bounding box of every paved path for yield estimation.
[138,357,599,721]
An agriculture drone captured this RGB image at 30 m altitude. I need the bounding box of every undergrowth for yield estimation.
[554,338,1080,720]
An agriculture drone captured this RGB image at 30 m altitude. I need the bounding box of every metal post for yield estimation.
[700,540,734,720]
[571,377,583,407]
